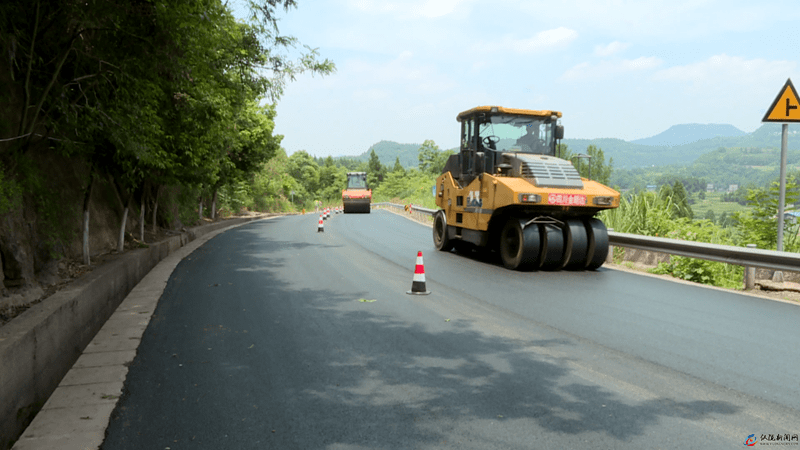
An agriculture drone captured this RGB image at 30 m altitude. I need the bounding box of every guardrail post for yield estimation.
[744,244,757,290]
[606,228,614,264]
[772,269,784,283]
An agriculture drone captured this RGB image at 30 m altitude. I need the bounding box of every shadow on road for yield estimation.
[103,217,739,449]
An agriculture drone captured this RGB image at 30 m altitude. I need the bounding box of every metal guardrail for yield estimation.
[373,202,800,272]
[607,232,800,272]
[373,202,436,217]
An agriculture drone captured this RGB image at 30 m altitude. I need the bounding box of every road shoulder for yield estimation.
[11,216,281,450]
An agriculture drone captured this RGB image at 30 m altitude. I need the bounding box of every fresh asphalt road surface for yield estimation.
[102,210,800,449]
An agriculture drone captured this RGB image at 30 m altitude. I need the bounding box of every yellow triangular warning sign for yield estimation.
[763,78,800,122]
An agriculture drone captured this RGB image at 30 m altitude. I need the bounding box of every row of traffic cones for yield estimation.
[317,207,343,232]
[315,209,430,295]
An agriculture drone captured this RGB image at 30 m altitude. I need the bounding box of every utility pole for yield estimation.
[777,124,788,252]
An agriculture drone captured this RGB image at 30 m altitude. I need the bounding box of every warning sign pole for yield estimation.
[762,78,800,280]
[777,123,788,253]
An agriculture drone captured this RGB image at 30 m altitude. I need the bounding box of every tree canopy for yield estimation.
[0,0,334,207]
[418,140,453,175]
[0,0,335,252]
[559,144,613,185]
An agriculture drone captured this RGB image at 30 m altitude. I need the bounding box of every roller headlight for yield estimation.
[593,196,614,206]
[518,194,541,203]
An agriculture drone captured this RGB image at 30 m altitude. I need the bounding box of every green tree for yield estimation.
[719,211,729,227]
[318,157,346,201]
[418,139,440,174]
[586,145,613,185]
[287,151,321,197]
[418,139,453,175]
[1,0,335,248]
[367,149,386,190]
[654,182,692,220]
[671,180,693,219]
[560,144,612,185]
[393,156,405,174]
[655,175,707,194]
[734,177,800,250]
[248,148,298,210]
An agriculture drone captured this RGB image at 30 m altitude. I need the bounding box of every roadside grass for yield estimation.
[372,172,438,209]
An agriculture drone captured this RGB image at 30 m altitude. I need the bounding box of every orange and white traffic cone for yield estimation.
[317,215,324,232]
[407,251,431,295]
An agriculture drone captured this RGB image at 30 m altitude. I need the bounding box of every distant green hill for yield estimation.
[631,123,746,146]
[564,123,800,169]
[334,124,800,179]
[367,140,422,168]
[611,146,800,190]
[341,140,458,169]
[340,140,420,168]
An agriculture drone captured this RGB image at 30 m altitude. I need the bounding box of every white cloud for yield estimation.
[471,61,489,71]
[562,57,662,80]
[347,0,469,18]
[307,50,458,106]
[476,27,578,54]
[594,41,630,57]
[413,0,466,18]
[353,88,390,101]
[514,0,800,40]
[653,54,796,88]
[348,51,438,85]
[518,27,579,52]
[271,0,800,154]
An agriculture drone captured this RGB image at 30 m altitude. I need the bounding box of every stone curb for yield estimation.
[0,215,272,449]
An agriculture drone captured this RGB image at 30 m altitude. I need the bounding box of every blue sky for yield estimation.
[235,0,800,157]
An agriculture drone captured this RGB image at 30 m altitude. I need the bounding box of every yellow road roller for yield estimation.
[433,106,620,270]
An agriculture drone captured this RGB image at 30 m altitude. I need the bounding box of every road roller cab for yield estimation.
[433,106,620,270]
[342,171,372,213]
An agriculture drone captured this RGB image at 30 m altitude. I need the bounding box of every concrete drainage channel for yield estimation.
[0,215,279,450]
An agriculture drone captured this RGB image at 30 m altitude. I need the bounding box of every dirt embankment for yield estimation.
[0,210,283,328]
[0,147,282,327]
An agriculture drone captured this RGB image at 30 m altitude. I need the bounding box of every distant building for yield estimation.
[646,185,658,192]
[706,183,714,192]
[783,211,800,224]
[728,184,738,192]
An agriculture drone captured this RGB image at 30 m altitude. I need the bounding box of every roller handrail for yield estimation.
[372,202,800,272]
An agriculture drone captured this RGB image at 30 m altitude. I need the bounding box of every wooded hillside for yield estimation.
[0,0,332,302]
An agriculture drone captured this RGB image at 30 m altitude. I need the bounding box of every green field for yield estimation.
[691,191,749,219]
